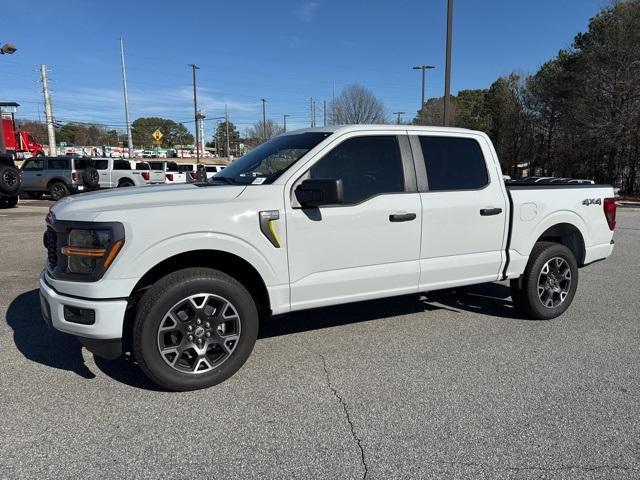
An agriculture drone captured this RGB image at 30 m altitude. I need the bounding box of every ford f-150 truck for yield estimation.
[39,125,616,391]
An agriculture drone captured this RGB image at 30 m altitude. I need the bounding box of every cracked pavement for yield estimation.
[1,200,639,479]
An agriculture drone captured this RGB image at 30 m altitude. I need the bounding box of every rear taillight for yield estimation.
[166,173,173,181]
[189,172,197,180]
[71,171,78,182]
[603,197,617,231]
[141,171,149,181]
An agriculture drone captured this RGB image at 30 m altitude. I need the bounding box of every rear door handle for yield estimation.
[480,208,502,216]
[389,213,416,222]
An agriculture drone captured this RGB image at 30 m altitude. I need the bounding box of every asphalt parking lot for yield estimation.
[1,199,639,479]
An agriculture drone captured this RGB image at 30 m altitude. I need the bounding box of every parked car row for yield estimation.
[16,156,227,201]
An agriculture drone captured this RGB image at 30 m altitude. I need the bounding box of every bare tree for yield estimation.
[332,84,386,124]
[247,119,285,146]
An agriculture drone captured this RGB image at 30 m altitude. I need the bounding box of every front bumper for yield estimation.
[39,271,127,340]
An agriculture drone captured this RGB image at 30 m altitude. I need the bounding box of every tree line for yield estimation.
[415,0,640,193]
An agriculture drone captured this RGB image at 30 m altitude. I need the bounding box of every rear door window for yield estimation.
[73,158,92,170]
[114,160,131,170]
[47,158,69,170]
[418,136,489,191]
[92,160,109,170]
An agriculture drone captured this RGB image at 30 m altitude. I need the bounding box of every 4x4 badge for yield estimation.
[582,198,602,206]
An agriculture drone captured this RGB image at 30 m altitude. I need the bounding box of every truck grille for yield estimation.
[45,227,58,269]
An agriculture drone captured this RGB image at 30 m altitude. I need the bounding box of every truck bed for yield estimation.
[503,182,615,279]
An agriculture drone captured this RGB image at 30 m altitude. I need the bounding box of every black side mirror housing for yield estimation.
[295,179,343,208]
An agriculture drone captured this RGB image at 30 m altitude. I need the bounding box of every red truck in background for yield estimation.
[0,102,45,159]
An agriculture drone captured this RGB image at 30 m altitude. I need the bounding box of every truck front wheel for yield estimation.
[510,241,578,320]
[132,267,259,391]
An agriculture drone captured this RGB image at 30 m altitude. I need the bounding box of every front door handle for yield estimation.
[389,213,416,222]
[480,208,502,216]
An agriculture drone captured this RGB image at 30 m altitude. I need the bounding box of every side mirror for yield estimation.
[295,179,343,208]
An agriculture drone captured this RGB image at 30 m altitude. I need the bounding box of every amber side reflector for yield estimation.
[103,240,124,268]
[61,246,106,257]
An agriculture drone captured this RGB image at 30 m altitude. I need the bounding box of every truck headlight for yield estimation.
[62,229,124,274]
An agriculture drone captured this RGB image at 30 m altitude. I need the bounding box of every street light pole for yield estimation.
[261,98,267,139]
[119,38,134,157]
[393,111,405,125]
[412,65,435,111]
[188,64,200,164]
[283,114,289,133]
[443,0,454,126]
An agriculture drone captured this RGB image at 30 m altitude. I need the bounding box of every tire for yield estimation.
[133,267,259,391]
[118,179,134,187]
[510,241,578,320]
[35,152,45,157]
[0,196,18,208]
[82,167,100,189]
[0,165,20,194]
[49,181,69,201]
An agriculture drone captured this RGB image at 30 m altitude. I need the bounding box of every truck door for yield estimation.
[20,158,45,191]
[412,134,507,290]
[285,133,422,311]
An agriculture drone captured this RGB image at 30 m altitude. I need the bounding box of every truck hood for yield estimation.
[52,183,246,221]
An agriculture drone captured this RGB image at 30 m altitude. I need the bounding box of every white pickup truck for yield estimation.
[39,125,616,391]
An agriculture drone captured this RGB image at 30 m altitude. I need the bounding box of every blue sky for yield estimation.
[2,0,605,136]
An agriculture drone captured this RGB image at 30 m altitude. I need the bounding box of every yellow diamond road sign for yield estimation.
[152,129,163,142]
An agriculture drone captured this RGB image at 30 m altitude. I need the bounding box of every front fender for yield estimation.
[117,231,279,286]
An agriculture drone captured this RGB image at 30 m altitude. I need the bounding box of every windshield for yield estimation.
[212,132,331,185]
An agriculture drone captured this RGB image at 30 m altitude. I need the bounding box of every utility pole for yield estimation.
[332,81,336,125]
[119,38,134,157]
[309,97,314,127]
[261,98,267,139]
[188,64,201,164]
[198,110,206,155]
[313,100,317,127]
[323,100,327,127]
[283,114,289,133]
[40,65,56,156]
[393,111,405,125]
[412,65,435,111]
[443,0,454,126]
[225,104,230,158]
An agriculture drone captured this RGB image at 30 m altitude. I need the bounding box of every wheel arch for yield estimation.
[129,249,271,317]
[535,222,586,266]
[118,177,135,186]
[47,176,72,188]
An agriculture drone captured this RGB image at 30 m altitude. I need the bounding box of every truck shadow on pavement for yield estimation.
[7,282,525,390]
[260,281,527,338]
[6,289,97,379]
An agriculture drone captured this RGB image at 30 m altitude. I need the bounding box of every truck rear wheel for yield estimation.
[49,181,69,200]
[132,267,259,391]
[510,241,578,320]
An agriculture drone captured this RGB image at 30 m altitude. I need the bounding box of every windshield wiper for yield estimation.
[209,176,236,185]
